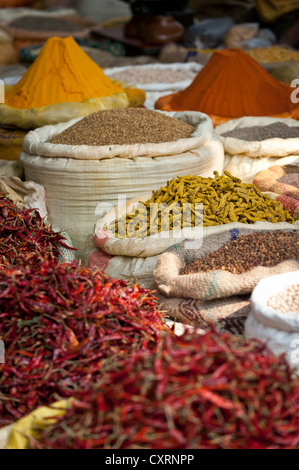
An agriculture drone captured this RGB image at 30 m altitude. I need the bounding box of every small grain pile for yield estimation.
[7,15,86,33]
[49,108,195,146]
[181,231,299,275]
[155,49,299,125]
[268,284,299,313]
[108,67,196,84]
[247,46,299,63]
[110,171,295,238]
[221,122,299,141]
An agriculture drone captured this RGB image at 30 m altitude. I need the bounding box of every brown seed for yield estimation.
[49,108,195,147]
[181,230,299,275]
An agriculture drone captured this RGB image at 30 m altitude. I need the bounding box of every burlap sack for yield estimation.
[157,293,251,337]
[154,222,299,301]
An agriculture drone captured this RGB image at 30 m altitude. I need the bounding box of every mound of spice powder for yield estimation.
[4,36,125,109]
[155,49,299,125]
[0,256,165,427]
[28,330,299,450]
[181,230,299,275]
[48,108,195,146]
[0,194,73,266]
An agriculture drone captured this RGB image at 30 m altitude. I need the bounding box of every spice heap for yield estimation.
[110,171,295,238]
[181,231,299,275]
[4,37,125,109]
[0,256,164,426]
[49,108,195,146]
[0,194,72,266]
[268,284,299,313]
[28,330,299,449]
[155,49,299,124]
[108,67,197,85]
[8,15,87,33]
[247,46,299,63]
[222,122,299,141]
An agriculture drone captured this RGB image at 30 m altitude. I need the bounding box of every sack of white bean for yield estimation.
[215,116,299,183]
[245,271,299,375]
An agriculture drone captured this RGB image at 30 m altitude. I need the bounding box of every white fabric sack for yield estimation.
[216,116,299,183]
[0,176,47,218]
[21,112,224,259]
[104,62,203,92]
[0,425,13,450]
[0,159,23,178]
[245,271,299,375]
[22,111,213,160]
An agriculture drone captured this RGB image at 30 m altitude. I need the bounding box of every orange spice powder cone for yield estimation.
[155,49,299,125]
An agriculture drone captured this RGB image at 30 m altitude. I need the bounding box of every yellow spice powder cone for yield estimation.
[5,36,125,109]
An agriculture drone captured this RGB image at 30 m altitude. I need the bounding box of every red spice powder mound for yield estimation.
[155,49,299,125]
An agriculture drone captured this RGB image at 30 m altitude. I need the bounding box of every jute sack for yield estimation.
[245,271,299,375]
[21,112,224,260]
[156,293,251,337]
[153,222,299,301]
[215,116,299,183]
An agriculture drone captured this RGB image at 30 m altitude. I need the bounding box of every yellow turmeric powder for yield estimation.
[5,36,125,109]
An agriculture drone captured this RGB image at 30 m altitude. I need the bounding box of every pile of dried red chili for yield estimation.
[0,194,73,265]
[0,256,165,426]
[28,330,299,449]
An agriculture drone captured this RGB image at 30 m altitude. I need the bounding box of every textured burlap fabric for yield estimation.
[154,223,299,302]
[157,293,250,337]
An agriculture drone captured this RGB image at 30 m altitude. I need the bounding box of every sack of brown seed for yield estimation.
[22,110,224,259]
[153,223,299,302]
[215,116,299,183]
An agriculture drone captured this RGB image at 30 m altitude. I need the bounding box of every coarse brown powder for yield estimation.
[48,108,196,146]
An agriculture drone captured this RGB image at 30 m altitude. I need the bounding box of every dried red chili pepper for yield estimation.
[0,256,165,426]
[0,194,75,265]
[29,330,299,450]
